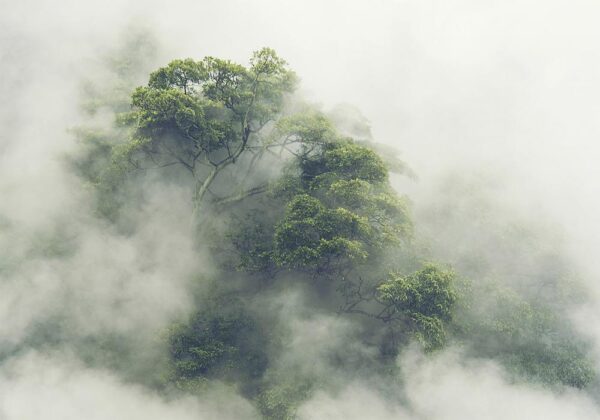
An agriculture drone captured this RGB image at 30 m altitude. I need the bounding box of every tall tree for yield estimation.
[115,48,296,218]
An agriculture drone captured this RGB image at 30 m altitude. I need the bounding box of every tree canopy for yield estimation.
[74,45,597,420]
[113,48,296,218]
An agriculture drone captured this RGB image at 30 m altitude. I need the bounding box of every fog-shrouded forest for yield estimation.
[3,1,600,419]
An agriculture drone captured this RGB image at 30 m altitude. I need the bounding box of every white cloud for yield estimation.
[0,351,258,420]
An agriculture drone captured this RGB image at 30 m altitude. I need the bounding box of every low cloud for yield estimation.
[0,351,258,420]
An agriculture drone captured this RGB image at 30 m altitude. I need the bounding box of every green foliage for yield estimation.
[256,382,312,420]
[377,265,457,350]
[229,210,278,273]
[167,297,268,390]
[417,174,598,388]
[454,283,595,388]
[273,194,371,268]
[508,342,595,389]
[378,265,456,321]
[83,48,297,221]
[239,139,411,274]
[271,109,337,147]
[72,45,600,420]
[148,58,206,93]
[319,141,388,183]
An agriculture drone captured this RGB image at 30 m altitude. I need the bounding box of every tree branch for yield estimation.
[212,184,268,207]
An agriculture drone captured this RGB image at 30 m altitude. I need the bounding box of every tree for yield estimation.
[145,49,457,402]
[76,45,597,420]
[114,48,296,219]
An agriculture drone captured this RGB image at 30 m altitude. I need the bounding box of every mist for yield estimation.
[2,0,600,419]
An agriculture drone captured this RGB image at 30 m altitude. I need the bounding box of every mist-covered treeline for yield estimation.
[44,34,600,417]
[4,2,600,419]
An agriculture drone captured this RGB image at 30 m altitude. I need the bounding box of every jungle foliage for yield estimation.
[75,44,597,419]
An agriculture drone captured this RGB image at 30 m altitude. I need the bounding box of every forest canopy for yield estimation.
[74,45,597,419]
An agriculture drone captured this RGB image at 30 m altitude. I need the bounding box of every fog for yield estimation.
[2,0,600,418]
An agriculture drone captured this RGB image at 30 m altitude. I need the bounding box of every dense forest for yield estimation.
[52,36,599,418]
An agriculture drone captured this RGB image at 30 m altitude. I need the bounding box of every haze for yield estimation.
[2,1,600,419]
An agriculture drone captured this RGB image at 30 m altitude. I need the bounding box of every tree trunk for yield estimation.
[191,166,219,222]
